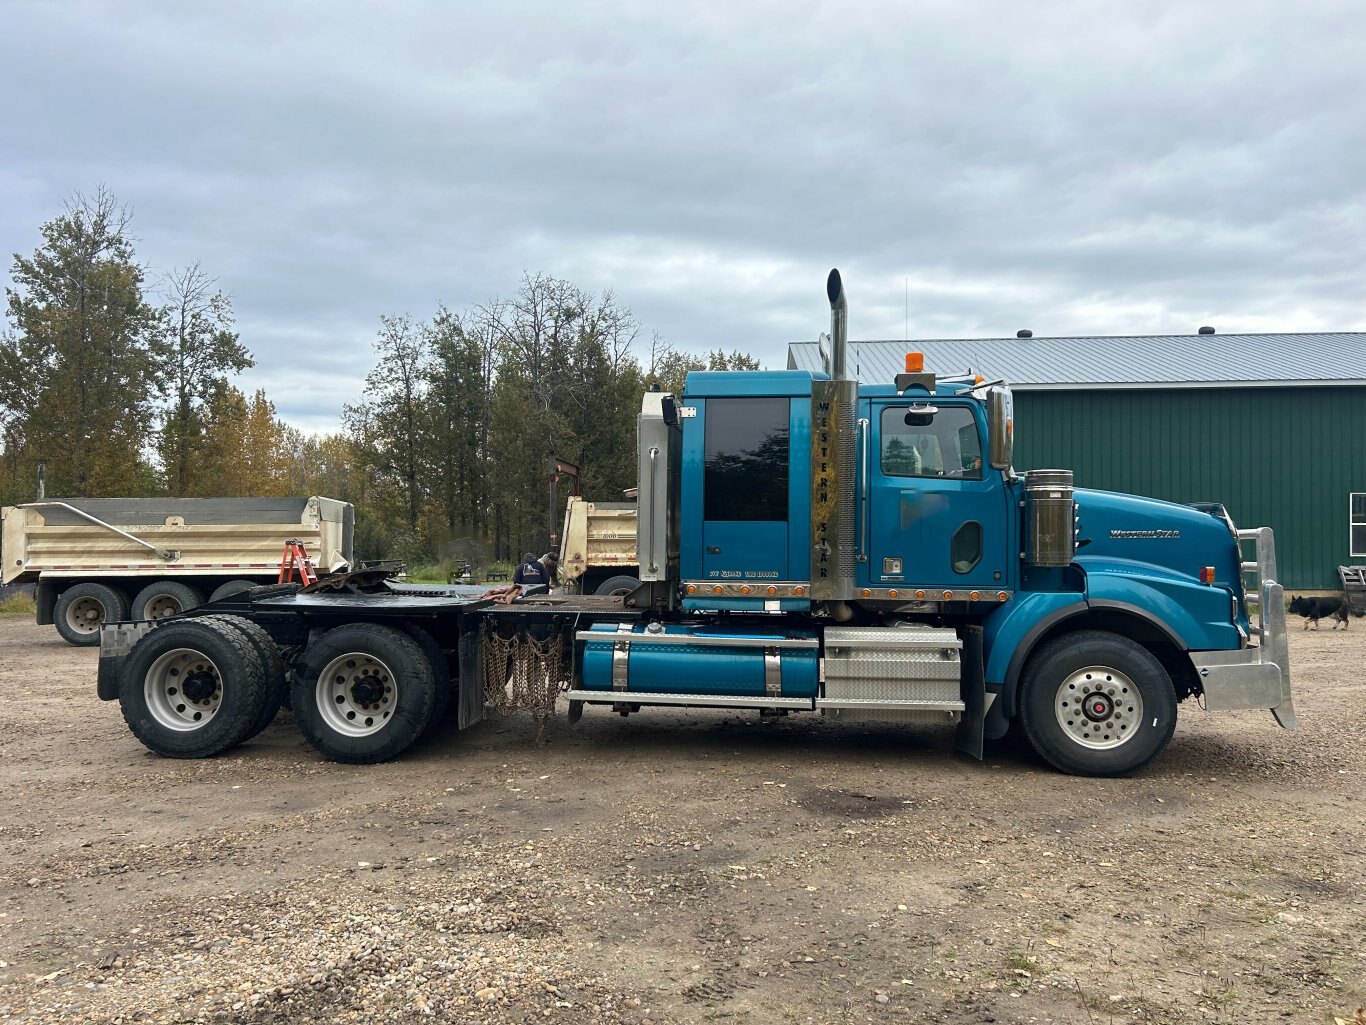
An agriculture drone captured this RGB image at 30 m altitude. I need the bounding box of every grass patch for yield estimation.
[0,592,36,618]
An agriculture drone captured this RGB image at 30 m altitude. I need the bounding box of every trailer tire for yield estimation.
[1019,630,1176,777]
[118,618,266,758]
[595,575,641,598]
[209,579,258,602]
[200,615,288,741]
[54,583,129,646]
[292,624,436,764]
[131,581,204,621]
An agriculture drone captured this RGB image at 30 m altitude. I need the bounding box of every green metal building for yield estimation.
[789,332,1366,589]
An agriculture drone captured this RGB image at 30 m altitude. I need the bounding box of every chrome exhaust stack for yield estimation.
[827,268,849,381]
[811,268,857,601]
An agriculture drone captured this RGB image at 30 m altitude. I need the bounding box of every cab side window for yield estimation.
[881,406,983,479]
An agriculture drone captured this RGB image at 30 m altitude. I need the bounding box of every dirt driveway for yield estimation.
[0,616,1361,1024]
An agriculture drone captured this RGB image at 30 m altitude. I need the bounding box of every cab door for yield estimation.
[864,399,1009,593]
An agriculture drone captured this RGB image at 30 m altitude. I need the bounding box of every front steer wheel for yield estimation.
[1019,630,1177,777]
[292,623,436,764]
[118,619,267,758]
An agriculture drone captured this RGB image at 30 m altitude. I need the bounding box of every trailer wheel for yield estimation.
[1019,630,1176,777]
[595,575,641,598]
[209,579,258,602]
[131,581,204,621]
[54,583,129,646]
[292,624,436,764]
[118,619,266,758]
[199,615,288,741]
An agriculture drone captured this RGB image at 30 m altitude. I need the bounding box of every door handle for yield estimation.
[706,546,722,554]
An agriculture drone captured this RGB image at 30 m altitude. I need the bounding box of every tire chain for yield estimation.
[481,626,569,723]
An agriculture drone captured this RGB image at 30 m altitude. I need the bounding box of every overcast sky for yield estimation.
[3,0,1364,431]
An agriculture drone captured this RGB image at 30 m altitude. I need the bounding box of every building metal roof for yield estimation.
[785,333,1366,390]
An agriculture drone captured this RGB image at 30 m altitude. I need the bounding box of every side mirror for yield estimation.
[987,385,1014,470]
[661,394,679,427]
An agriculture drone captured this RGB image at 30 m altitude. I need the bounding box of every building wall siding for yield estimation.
[1012,386,1366,589]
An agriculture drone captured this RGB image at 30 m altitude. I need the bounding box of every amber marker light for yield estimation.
[860,588,871,598]
[969,591,981,601]
[943,590,953,600]
[997,591,1008,602]
[888,589,899,599]
[767,585,778,595]
[713,585,723,595]
[1199,566,1216,584]
[794,586,805,596]
[740,585,751,595]
[686,584,696,594]
[905,352,924,372]
[915,589,925,599]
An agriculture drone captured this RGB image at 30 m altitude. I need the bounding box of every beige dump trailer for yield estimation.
[1,496,353,645]
[557,495,641,595]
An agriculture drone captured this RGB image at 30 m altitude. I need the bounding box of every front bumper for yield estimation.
[1188,526,1295,729]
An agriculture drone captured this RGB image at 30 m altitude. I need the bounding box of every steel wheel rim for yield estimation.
[1054,664,1143,750]
[317,652,398,737]
[65,596,106,634]
[145,594,184,620]
[144,648,223,731]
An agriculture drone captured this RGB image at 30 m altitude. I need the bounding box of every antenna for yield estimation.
[904,277,909,340]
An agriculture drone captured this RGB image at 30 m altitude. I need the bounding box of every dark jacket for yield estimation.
[513,557,552,588]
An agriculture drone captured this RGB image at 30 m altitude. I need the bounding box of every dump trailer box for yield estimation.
[1,496,353,644]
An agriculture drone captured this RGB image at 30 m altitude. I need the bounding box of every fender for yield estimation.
[983,591,1088,700]
[1081,557,1241,651]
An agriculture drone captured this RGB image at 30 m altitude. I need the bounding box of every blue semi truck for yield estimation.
[96,271,1294,776]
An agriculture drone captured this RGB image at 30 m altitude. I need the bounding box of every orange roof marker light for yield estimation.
[905,352,924,373]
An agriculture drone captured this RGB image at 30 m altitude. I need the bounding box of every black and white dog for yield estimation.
[1288,595,1350,630]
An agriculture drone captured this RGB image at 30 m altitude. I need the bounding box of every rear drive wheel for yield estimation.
[118,619,266,758]
[131,581,204,621]
[54,583,129,646]
[595,575,641,598]
[292,624,436,764]
[199,615,287,741]
[1019,630,1176,777]
[403,624,456,735]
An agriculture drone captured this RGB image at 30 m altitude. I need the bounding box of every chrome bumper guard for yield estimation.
[1189,527,1295,729]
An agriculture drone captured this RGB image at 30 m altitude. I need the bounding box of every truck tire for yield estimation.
[131,581,204,621]
[199,615,288,741]
[209,579,258,602]
[1019,630,1177,777]
[54,582,129,646]
[292,623,436,764]
[117,618,267,758]
[402,624,456,735]
[595,575,641,598]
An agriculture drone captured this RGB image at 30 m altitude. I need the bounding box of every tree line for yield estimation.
[0,189,758,567]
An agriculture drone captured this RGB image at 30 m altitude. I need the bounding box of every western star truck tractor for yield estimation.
[94,272,1293,776]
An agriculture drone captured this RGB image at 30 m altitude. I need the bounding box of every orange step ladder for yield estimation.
[278,538,318,585]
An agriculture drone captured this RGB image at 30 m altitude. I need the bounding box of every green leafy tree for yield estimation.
[344,314,430,552]
[158,263,253,495]
[0,188,164,498]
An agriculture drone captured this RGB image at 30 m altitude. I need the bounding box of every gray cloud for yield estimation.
[3,0,1365,431]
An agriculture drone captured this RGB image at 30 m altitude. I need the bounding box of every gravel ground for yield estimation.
[0,615,1362,1024]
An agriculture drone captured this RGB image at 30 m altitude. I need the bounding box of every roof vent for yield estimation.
[1016,329,1033,338]
[1198,326,1215,335]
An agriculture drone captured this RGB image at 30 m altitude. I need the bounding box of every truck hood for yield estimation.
[1073,488,1242,593]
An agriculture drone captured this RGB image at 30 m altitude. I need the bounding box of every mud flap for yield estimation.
[457,628,484,730]
[954,626,986,760]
